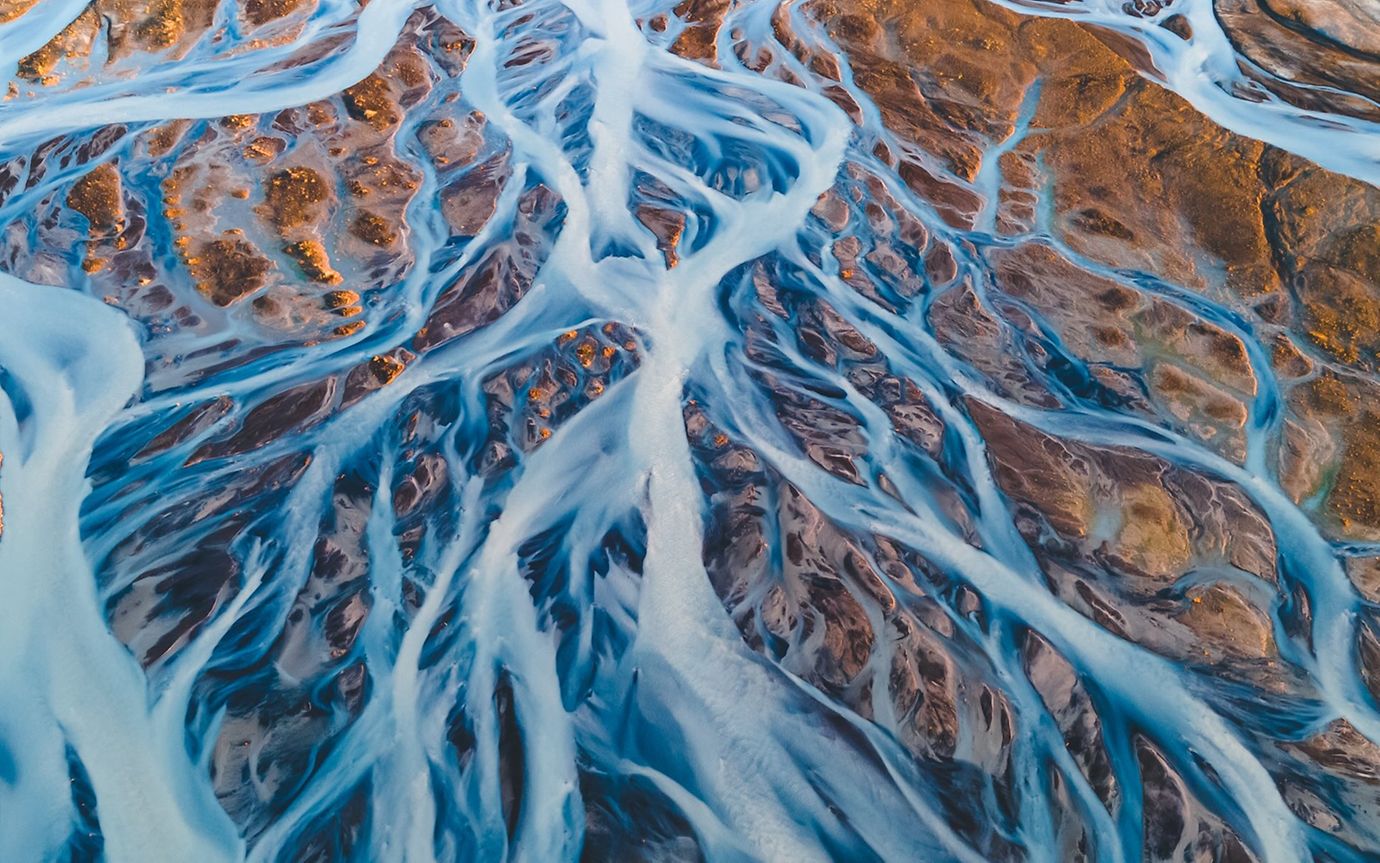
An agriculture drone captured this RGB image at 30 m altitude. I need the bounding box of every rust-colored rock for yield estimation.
[68,164,125,233]
[263,167,330,231]
[191,237,272,306]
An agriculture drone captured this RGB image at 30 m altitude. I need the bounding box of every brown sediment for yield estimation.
[1136,738,1260,857]
[350,211,399,247]
[343,74,401,131]
[0,0,39,23]
[15,0,292,90]
[420,113,485,167]
[1329,411,1380,536]
[368,353,406,384]
[193,378,339,461]
[965,394,1284,686]
[809,0,1283,298]
[137,398,234,458]
[1216,0,1380,121]
[1174,585,1276,659]
[132,0,188,48]
[1279,370,1380,538]
[243,0,308,27]
[101,0,220,59]
[929,275,1069,407]
[219,115,256,132]
[143,120,192,157]
[283,239,343,285]
[1022,51,1277,299]
[806,0,1380,545]
[16,7,100,83]
[1270,334,1313,378]
[1300,274,1380,366]
[440,154,508,236]
[263,167,330,231]
[339,348,415,407]
[191,237,272,306]
[1149,362,1248,437]
[68,164,125,233]
[243,136,286,165]
[670,0,731,63]
[324,290,360,310]
[1113,483,1192,579]
[970,395,1277,574]
[635,205,686,268]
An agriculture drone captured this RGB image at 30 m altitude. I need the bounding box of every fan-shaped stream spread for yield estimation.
[3,0,1380,860]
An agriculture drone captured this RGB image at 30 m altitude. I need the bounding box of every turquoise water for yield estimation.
[1,0,1379,860]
